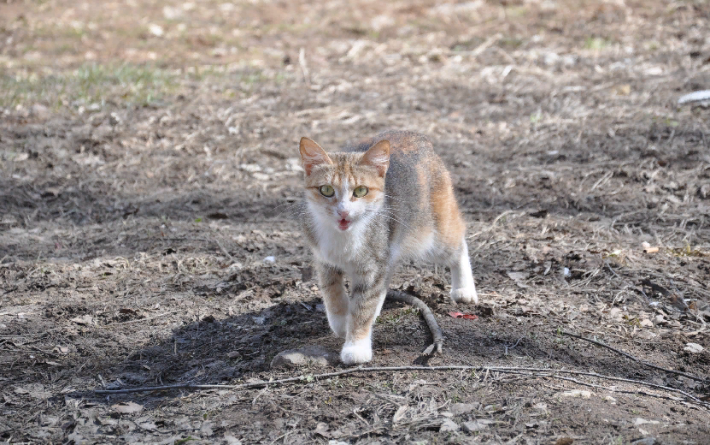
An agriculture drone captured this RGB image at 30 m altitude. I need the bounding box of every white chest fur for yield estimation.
[309,203,369,269]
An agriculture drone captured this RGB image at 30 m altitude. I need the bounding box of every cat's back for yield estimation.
[346,130,434,162]
[343,130,462,258]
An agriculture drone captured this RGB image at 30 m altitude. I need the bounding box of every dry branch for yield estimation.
[93,365,710,409]
[386,290,444,355]
[560,330,709,384]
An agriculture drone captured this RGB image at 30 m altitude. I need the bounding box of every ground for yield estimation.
[1,0,710,443]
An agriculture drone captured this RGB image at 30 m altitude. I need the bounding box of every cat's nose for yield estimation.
[337,209,349,218]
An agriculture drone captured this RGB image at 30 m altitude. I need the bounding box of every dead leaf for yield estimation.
[70,315,94,326]
[507,271,529,288]
[614,84,631,95]
[314,422,331,438]
[111,401,143,414]
[448,311,478,320]
[393,405,408,423]
[555,438,574,445]
[669,294,689,312]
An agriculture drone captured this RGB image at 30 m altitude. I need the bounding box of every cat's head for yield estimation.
[298,137,390,232]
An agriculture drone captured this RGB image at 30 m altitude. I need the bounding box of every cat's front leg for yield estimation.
[341,272,387,365]
[315,263,348,338]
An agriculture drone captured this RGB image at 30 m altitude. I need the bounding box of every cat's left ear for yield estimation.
[299,137,333,175]
[359,140,390,177]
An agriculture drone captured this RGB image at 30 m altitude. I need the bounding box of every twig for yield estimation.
[92,365,710,408]
[387,290,443,355]
[212,238,235,262]
[103,311,176,326]
[298,48,310,85]
[469,33,502,58]
[605,261,650,304]
[560,330,709,384]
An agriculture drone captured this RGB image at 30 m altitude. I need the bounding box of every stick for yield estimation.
[93,365,710,408]
[212,238,235,262]
[560,331,709,384]
[387,290,444,355]
[298,48,310,85]
[104,312,176,326]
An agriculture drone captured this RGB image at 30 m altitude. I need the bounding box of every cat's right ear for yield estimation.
[299,137,332,176]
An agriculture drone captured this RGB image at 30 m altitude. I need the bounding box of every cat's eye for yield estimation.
[319,185,335,197]
[353,186,368,198]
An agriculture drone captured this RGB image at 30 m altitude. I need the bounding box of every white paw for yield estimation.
[328,315,347,338]
[451,287,478,304]
[340,339,372,365]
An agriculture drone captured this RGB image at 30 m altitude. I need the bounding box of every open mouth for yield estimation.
[338,219,350,230]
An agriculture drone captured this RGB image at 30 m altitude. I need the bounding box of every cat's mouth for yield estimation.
[338,218,351,231]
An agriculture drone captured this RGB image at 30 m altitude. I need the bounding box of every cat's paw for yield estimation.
[340,339,372,365]
[328,315,347,338]
[451,287,478,304]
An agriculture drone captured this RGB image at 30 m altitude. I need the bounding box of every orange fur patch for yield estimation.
[429,162,465,249]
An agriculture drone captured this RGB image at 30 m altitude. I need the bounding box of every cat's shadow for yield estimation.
[66,291,665,406]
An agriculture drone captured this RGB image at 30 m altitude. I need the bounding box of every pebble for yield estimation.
[683,343,704,354]
[270,346,339,369]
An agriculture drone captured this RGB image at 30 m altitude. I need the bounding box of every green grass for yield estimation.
[0,63,178,108]
[584,36,611,50]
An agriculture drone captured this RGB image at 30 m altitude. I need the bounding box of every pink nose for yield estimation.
[338,210,349,218]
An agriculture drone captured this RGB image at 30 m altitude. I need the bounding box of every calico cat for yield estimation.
[298,130,477,364]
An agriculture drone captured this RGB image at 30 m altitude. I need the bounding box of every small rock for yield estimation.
[560,390,591,399]
[543,52,560,66]
[224,434,242,445]
[640,319,654,328]
[71,315,95,326]
[462,419,492,433]
[263,256,276,263]
[148,24,164,37]
[439,418,459,432]
[699,184,710,199]
[631,438,658,445]
[270,346,339,369]
[30,104,49,119]
[604,395,617,404]
[450,402,480,415]
[684,343,704,354]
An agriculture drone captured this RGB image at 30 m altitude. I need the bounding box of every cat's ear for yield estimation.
[359,140,390,177]
[299,137,332,175]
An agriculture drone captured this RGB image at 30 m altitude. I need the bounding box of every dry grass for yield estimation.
[1,0,710,443]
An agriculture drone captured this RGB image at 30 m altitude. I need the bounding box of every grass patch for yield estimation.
[0,63,178,108]
[584,36,612,50]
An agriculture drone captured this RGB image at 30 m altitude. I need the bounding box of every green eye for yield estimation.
[319,185,335,197]
[353,186,368,198]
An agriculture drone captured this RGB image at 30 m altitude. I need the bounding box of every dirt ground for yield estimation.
[2,0,710,443]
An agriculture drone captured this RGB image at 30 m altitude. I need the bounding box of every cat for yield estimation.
[298,130,478,365]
